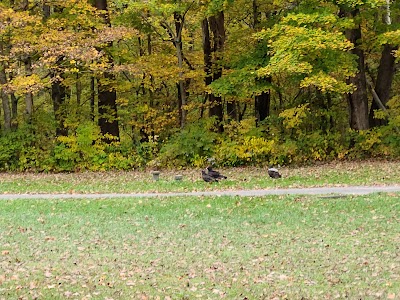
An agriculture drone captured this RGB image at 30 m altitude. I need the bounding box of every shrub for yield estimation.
[53,122,107,171]
[215,136,275,166]
[0,120,53,171]
[294,131,345,162]
[0,130,28,171]
[214,119,276,166]
[158,119,218,167]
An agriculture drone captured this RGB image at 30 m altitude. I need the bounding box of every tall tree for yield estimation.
[0,40,12,131]
[206,0,274,125]
[174,10,190,128]
[42,4,68,137]
[22,58,34,118]
[159,7,193,128]
[0,69,11,132]
[127,0,196,128]
[202,11,225,132]
[255,8,356,112]
[368,44,397,127]
[252,0,270,124]
[51,70,68,137]
[369,0,397,127]
[341,7,369,130]
[95,0,120,141]
[16,0,35,120]
[0,3,42,126]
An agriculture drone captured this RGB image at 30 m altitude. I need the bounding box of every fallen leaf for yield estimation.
[126,281,135,286]
[44,271,52,278]
[29,281,37,289]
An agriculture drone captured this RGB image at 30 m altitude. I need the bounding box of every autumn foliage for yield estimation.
[0,0,399,171]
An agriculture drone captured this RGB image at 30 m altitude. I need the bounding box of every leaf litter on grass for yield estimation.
[0,160,400,195]
[0,193,399,299]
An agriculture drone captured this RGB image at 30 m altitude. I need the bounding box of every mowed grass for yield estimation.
[0,193,399,299]
[0,160,399,194]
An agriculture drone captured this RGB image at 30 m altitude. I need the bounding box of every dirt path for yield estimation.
[1,185,400,200]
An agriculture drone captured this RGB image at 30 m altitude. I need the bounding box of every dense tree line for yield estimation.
[0,0,399,171]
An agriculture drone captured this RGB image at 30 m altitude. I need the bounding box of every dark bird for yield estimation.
[206,166,227,180]
[201,170,218,182]
[268,167,281,179]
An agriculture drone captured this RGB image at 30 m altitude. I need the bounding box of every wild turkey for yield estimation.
[201,170,218,182]
[268,167,281,179]
[206,166,227,180]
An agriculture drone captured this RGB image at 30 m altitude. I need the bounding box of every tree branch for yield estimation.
[366,78,400,134]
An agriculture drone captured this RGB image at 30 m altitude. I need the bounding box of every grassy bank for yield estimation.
[0,160,399,194]
[0,193,399,299]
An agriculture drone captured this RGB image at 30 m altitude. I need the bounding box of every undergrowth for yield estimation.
[0,115,399,171]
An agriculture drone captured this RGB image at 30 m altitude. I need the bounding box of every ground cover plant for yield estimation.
[0,160,399,194]
[0,193,399,299]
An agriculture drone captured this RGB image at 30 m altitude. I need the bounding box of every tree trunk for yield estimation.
[202,11,225,133]
[43,3,68,137]
[239,103,247,121]
[177,82,183,126]
[315,89,334,133]
[252,0,261,29]
[90,77,95,121]
[94,0,109,22]
[23,58,34,118]
[147,33,152,55]
[52,74,68,136]
[202,21,212,87]
[344,9,369,130]
[253,1,271,125]
[11,93,17,123]
[95,0,120,141]
[369,47,397,128]
[76,74,82,106]
[0,38,11,131]
[0,68,11,132]
[42,4,50,19]
[174,12,187,128]
[98,73,120,140]
[368,0,397,127]
[227,100,237,121]
[255,91,270,124]
[2,4,21,130]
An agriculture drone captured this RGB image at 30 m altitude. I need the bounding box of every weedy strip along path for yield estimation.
[1,185,400,200]
[1,161,400,194]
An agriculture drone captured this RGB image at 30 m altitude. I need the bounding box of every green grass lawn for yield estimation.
[0,160,399,194]
[0,193,399,299]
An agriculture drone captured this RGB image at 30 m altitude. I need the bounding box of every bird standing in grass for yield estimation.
[201,166,227,182]
[201,170,218,182]
[206,166,227,180]
[268,167,281,179]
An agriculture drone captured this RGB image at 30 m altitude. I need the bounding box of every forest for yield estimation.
[0,0,399,171]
